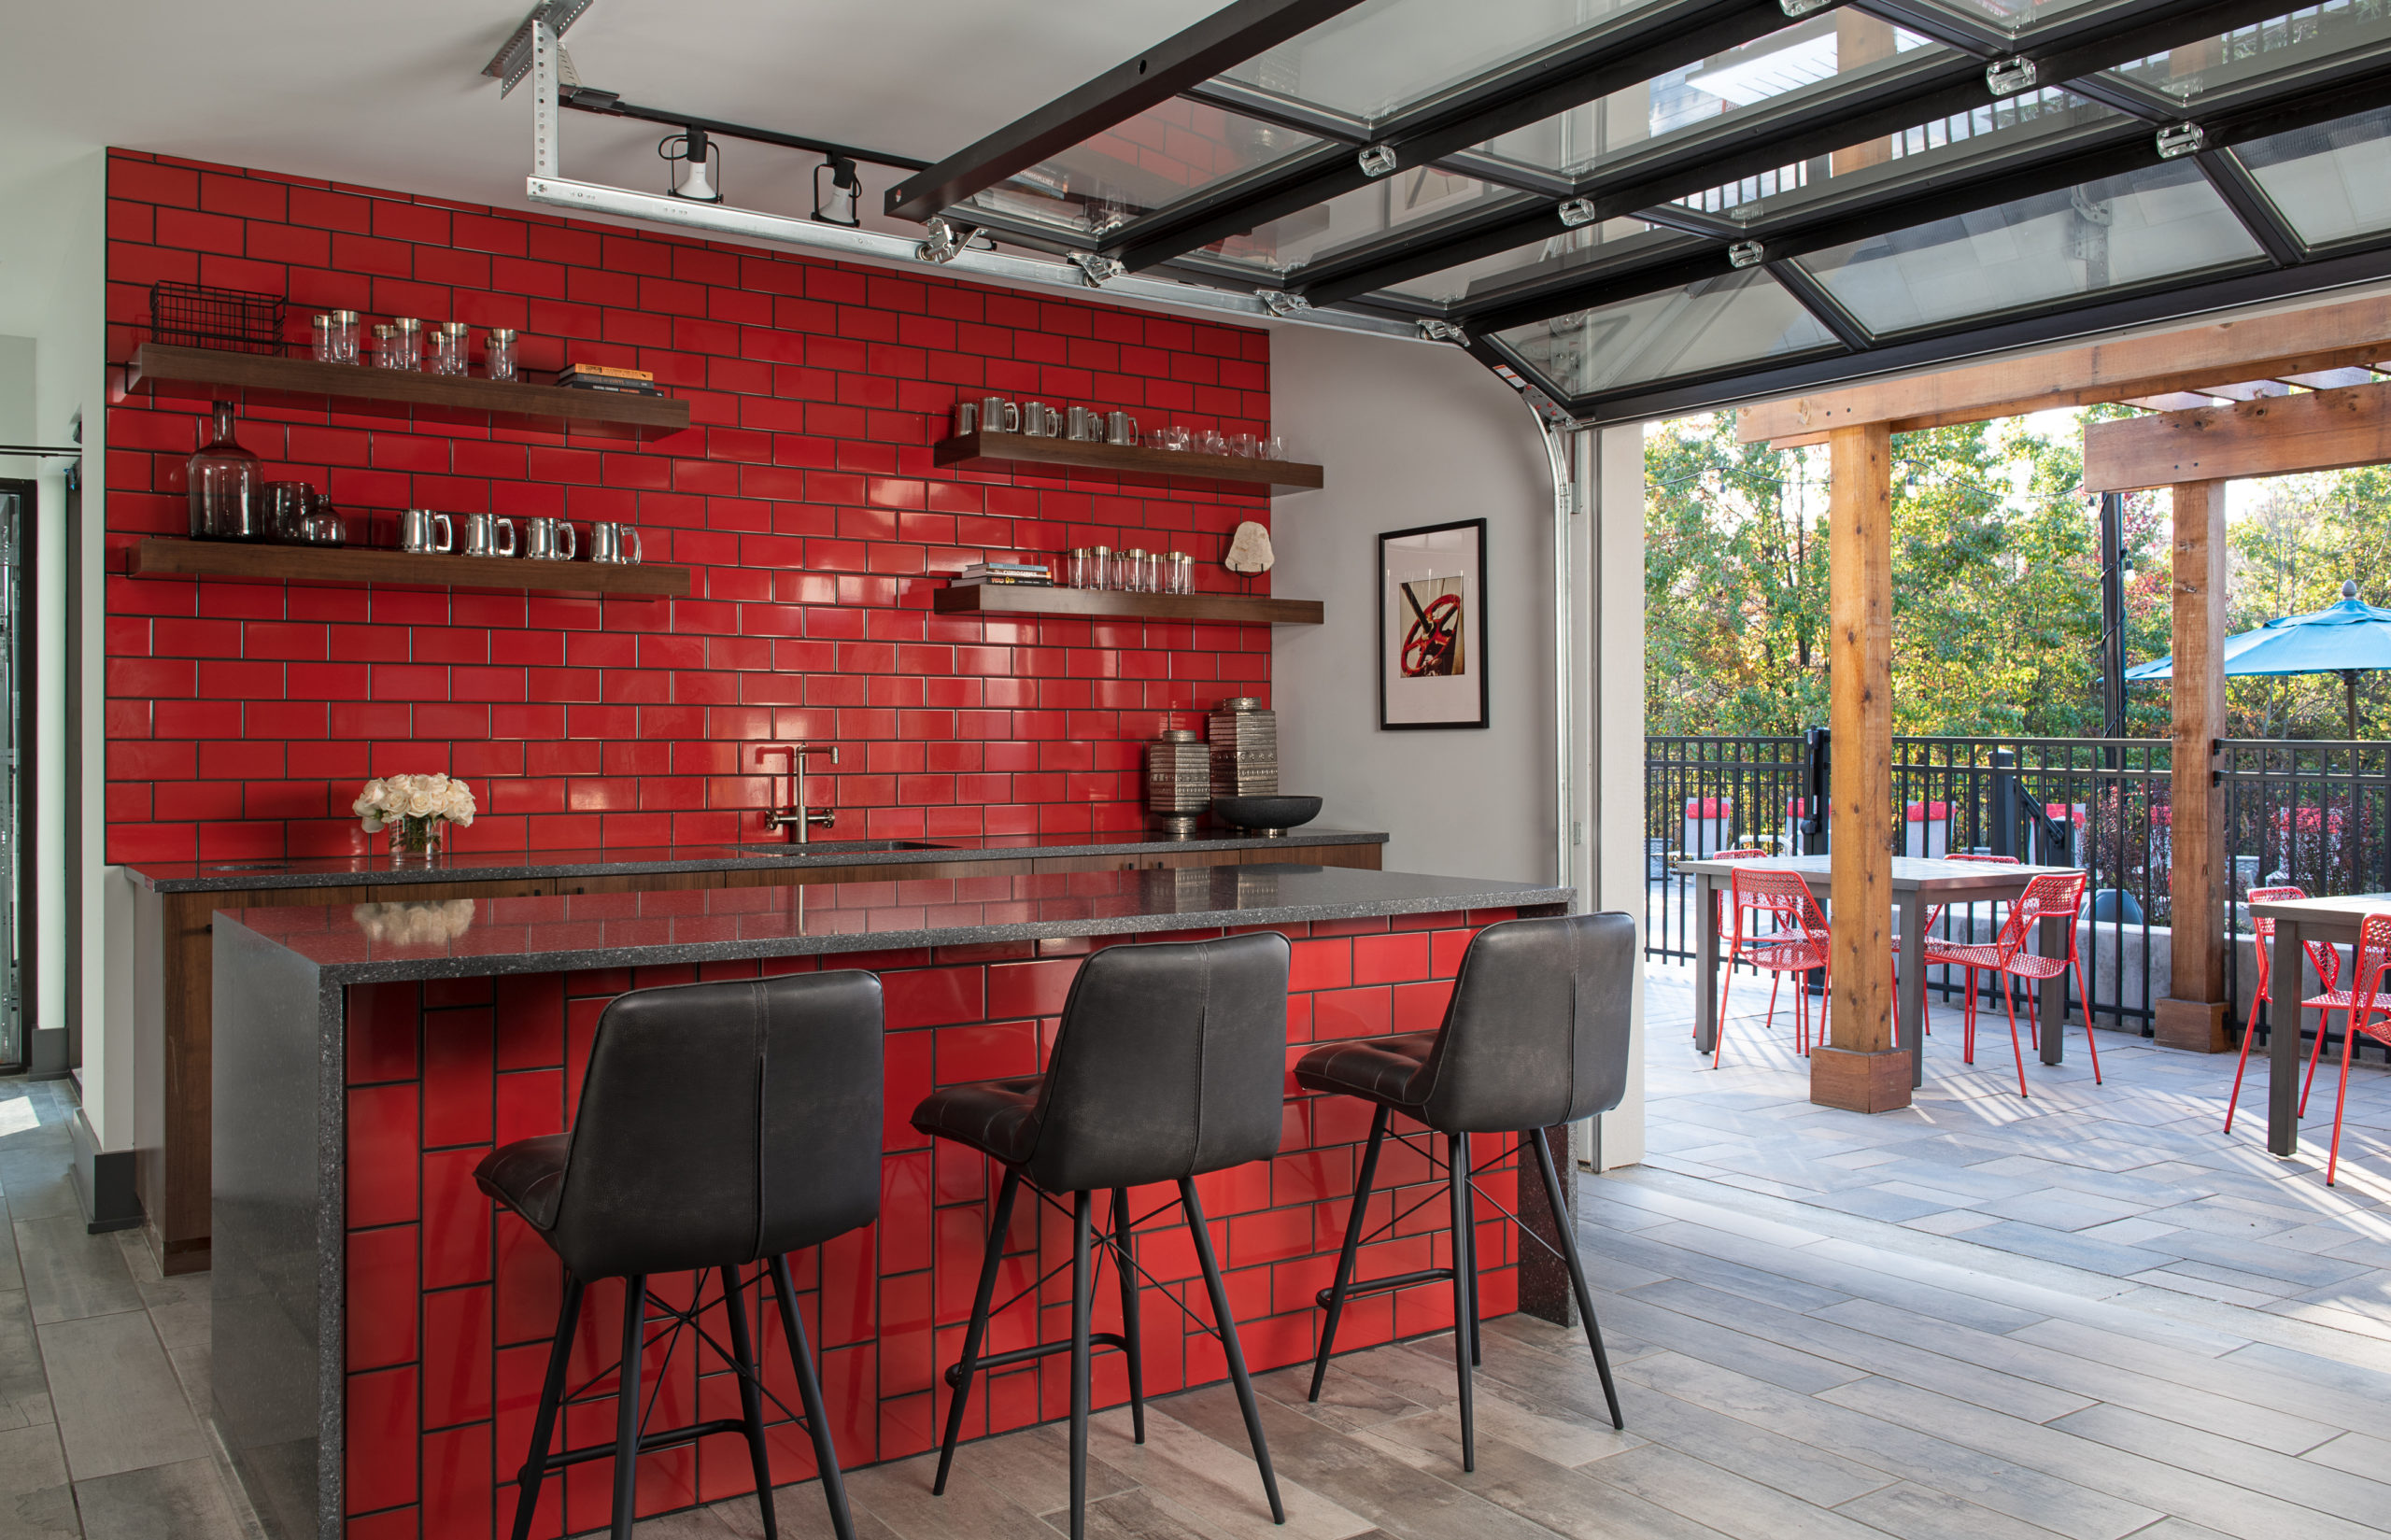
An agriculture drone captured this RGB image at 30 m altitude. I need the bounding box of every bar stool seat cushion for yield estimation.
[1293,1033,1436,1109]
[476,1133,571,1231]
[910,1075,1045,1165]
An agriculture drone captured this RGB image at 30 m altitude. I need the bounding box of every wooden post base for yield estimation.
[2153,996,2231,1053]
[1809,1046,1914,1113]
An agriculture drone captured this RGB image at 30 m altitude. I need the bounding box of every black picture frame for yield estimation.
[1378,517,1488,730]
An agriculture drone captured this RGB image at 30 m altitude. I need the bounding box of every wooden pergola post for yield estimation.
[2156,480,2230,1052]
[1813,422,1910,1111]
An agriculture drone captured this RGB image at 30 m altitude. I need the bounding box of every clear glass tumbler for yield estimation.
[389,318,423,371]
[330,310,360,364]
[312,315,333,362]
[1092,545,1115,591]
[431,323,469,376]
[486,328,518,382]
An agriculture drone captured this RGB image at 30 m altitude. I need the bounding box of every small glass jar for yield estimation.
[311,314,333,362]
[485,328,517,382]
[389,317,423,371]
[1091,545,1114,591]
[1123,548,1152,594]
[430,321,470,376]
[1167,551,1192,595]
[1068,547,1094,588]
[370,324,397,369]
[329,309,361,364]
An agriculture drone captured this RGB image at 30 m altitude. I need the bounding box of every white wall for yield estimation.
[1270,328,1559,884]
[0,335,32,440]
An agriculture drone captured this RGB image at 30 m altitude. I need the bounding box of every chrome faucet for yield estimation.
[757,742,838,844]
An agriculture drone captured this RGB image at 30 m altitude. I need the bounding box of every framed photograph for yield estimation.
[1379,517,1488,730]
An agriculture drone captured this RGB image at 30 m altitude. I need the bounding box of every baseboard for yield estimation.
[23,1025,71,1080]
[69,1107,145,1235]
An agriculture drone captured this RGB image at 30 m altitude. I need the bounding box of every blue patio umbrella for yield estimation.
[2127,581,2391,737]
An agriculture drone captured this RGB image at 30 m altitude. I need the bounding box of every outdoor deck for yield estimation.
[5,979,2390,1539]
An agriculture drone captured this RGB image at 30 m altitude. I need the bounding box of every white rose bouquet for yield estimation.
[354,772,476,861]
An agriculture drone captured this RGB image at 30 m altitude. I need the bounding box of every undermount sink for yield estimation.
[729,840,951,856]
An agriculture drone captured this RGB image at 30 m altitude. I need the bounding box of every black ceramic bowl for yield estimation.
[1211,795,1323,835]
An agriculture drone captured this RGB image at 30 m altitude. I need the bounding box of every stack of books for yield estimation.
[950,561,1054,587]
[555,363,662,396]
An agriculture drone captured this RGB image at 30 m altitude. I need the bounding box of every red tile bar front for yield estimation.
[336,909,1542,1539]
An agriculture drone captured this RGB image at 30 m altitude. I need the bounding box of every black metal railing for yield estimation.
[1647,732,2391,1046]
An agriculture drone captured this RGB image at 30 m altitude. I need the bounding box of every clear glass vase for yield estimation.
[388,816,445,865]
[188,402,264,540]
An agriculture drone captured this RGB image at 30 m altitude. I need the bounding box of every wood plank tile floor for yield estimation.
[13,960,2391,1539]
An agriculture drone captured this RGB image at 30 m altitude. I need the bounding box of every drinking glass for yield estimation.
[431,323,469,376]
[486,328,517,382]
[330,310,360,364]
[312,315,333,363]
[1261,436,1287,461]
[1229,433,1258,458]
[1092,545,1115,591]
[1198,430,1227,456]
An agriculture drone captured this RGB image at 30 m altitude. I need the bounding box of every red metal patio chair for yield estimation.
[1902,854,2020,1053]
[2223,885,2345,1137]
[1923,870,2098,1097]
[1692,849,1774,1040]
[2320,913,2391,1186]
[1717,869,1832,1067]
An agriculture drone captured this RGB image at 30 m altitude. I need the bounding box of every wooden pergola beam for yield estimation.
[2085,378,2391,492]
[1737,295,2391,446]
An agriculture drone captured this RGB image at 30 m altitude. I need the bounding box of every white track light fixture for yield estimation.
[662,127,723,203]
[814,156,860,226]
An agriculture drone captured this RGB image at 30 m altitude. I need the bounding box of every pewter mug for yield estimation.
[461,513,517,558]
[589,522,644,564]
[1106,410,1139,445]
[1067,405,1104,442]
[953,401,978,436]
[978,395,1018,433]
[399,509,453,554]
[522,517,577,561]
[1021,401,1061,437]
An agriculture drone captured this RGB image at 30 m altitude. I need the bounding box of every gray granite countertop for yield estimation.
[217,864,1572,984]
[124,827,1389,893]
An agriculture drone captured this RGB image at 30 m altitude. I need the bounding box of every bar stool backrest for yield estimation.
[2352,914,2391,1036]
[1027,931,1291,1194]
[1412,911,1635,1134]
[549,970,885,1279]
[1988,871,2087,961]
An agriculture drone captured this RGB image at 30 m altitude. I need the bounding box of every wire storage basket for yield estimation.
[149,280,288,355]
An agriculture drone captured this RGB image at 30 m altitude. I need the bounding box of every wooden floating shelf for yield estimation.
[125,343,691,437]
[931,585,1322,626]
[931,431,1323,495]
[130,538,691,599]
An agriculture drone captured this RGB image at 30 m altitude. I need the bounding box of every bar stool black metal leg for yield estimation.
[611,1275,647,1540]
[1308,1104,1387,1402]
[1180,1178,1286,1524]
[1445,1135,1476,1473]
[509,1274,585,1540]
[1069,1189,1095,1540]
[771,1253,857,1540]
[933,1166,1022,1495]
[1111,1186,1145,1445]
[720,1264,779,1540]
[1525,1128,1622,1430]
[1460,1140,1481,1369]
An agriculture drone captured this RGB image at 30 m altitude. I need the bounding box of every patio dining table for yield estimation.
[2245,892,2391,1157]
[1678,854,2080,1088]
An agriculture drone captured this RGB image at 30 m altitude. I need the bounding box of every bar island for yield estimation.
[211,862,1575,1540]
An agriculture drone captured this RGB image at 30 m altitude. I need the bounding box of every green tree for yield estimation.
[2221,466,2391,738]
[1647,408,2172,739]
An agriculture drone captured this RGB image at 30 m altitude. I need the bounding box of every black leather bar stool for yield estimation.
[476,971,884,1540]
[910,932,1291,1540]
[1295,911,1634,1471]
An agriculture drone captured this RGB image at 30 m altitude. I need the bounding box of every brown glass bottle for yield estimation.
[187,401,265,540]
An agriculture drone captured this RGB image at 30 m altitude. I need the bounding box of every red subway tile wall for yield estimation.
[339,909,1529,1538]
[102,148,1275,866]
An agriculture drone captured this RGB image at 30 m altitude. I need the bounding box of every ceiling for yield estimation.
[0,0,1216,333]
